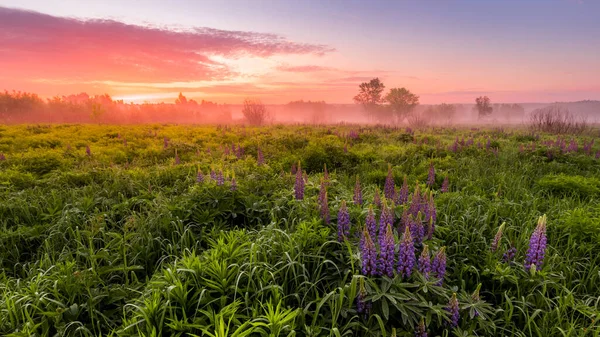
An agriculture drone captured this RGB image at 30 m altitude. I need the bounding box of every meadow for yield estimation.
[0,124,599,337]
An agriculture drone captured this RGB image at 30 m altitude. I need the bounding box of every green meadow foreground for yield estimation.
[0,124,599,336]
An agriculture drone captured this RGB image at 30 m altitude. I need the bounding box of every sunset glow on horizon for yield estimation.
[1,0,599,104]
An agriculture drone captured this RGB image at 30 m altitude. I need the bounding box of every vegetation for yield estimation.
[0,124,599,336]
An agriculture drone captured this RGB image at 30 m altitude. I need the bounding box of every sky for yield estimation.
[1,0,599,104]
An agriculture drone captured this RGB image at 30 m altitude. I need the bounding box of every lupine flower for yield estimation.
[374,187,382,209]
[366,206,377,241]
[396,176,409,205]
[294,162,304,200]
[163,137,169,149]
[0,153,5,161]
[320,190,330,224]
[353,175,363,205]
[427,163,435,187]
[360,227,378,276]
[415,318,427,337]
[424,193,436,240]
[477,141,482,149]
[257,148,264,166]
[337,200,350,241]
[379,201,394,237]
[291,163,297,175]
[596,150,600,159]
[174,150,180,165]
[378,224,396,277]
[502,246,517,263]
[216,171,224,186]
[567,139,578,153]
[524,215,547,271]
[418,244,431,279]
[441,176,449,193]
[491,222,505,252]
[583,139,594,155]
[397,226,415,279]
[356,279,371,316]
[196,170,204,183]
[210,170,217,181]
[432,247,447,286]
[486,138,491,150]
[408,213,424,245]
[446,293,460,328]
[471,284,481,318]
[318,178,327,206]
[86,145,91,156]
[230,177,237,191]
[323,164,329,183]
[384,164,396,200]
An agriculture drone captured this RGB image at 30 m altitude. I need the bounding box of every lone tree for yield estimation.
[353,78,385,120]
[242,98,269,125]
[385,87,420,124]
[474,96,493,119]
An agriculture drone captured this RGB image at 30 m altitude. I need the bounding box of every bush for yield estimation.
[537,174,600,197]
[529,105,588,135]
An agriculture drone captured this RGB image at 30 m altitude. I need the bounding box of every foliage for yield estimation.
[474,96,493,119]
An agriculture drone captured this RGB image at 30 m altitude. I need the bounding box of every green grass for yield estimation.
[0,124,599,336]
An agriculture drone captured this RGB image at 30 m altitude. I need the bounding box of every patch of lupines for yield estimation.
[418,244,431,279]
[432,247,447,286]
[567,139,578,153]
[426,163,435,187]
[86,145,91,156]
[397,226,415,279]
[583,139,594,155]
[446,293,460,328]
[230,177,237,191]
[491,222,505,252]
[524,214,547,271]
[415,318,427,337]
[196,170,204,183]
[384,164,396,200]
[378,201,394,237]
[378,224,396,277]
[374,187,382,209]
[353,175,363,205]
[408,213,425,245]
[366,206,377,241]
[216,170,224,186]
[441,176,449,193]
[360,227,378,276]
[396,176,409,205]
[257,148,264,166]
[337,200,350,241]
[294,162,304,200]
[502,246,517,263]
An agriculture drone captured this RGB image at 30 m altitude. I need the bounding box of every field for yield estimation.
[0,124,599,337]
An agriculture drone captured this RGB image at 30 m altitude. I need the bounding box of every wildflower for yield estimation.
[432,247,446,286]
[353,175,363,205]
[294,162,304,200]
[373,187,382,209]
[291,163,297,175]
[424,193,436,240]
[320,190,330,224]
[446,293,460,328]
[378,224,396,277]
[257,148,264,166]
[384,164,395,200]
[86,145,91,156]
[596,150,600,159]
[357,279,371,315]
[502,246,517,263]
[216,171,224,186]
[174,150,180,165]
[379,201,394,237]
[323,163,329,183]
[337,200,350,241]
[415,318,427,337]
[486,138,491,150]
[0,153,5,161]
[318,178,327,206]
[196,170,204,183]
[360,227,378,276]
[397,226,415,279]
[408,213,424,245]
[163,137,169,149]
[418,244,431,279]
[427,163,435,187]
[441,176,449,193]
[491,222,505,252]
[524,215,547,271]
[396,176,409,205]
[230,177,237,191]
[567,139,578,153]
[366,206,377,241]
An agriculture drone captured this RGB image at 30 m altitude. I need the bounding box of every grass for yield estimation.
[0,123,599,336]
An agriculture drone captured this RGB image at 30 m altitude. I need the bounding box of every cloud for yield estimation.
[0,7,334,83]
[276,65,337,72]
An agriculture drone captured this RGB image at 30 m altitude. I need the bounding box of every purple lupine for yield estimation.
[471,284,482,318]
[318,178,327,206]
[174,151,181,165]
[356,279,371,316]
[431,247,447,286]
[230,177,237,191]
[408,213,424,245]
[491,222,505,252]
[486,138,491,150]
[384,164,396,200]
[378,202,394,237]
[378,224,396,277]
[567,139,578,153]
[366,206,377,241]
[210,170,217,181]
[424,193,436,240]
[373,187,382,209]
[418,244,431,279]
[397,226,415,279]
[441,176,449,193]
[196,170,204,183]
[337,200,350,241]
[360,227,378,276]
[426,163,435,187]
[323,164,329,184]
[583,139,594,155]
[396,176,409,205]
[0,153,5,161]
[216,171,224,186]
[320,190,330,224]
[86,145,91,156]
[257,148,264,166]
[446,293,460,328]
[294,162,304,200]
[415,318,427,337]
[524,215,547,271]
[291,163,297,175]
[353,175,363,205]
[163,137,169,149]
[596,150,600,159]
[502,246,517,263]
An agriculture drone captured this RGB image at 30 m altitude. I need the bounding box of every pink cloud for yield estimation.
[276,65,337,72]
[0,7,333,83]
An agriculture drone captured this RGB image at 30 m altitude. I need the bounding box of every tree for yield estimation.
[474,96,493,119]
[353,78,385,120]
[242,98,269,125]
[425,103,456,125]
[385,87,420,124]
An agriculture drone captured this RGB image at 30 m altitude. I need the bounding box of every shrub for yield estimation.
[537,174,600,197]
[529,105,588,135]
